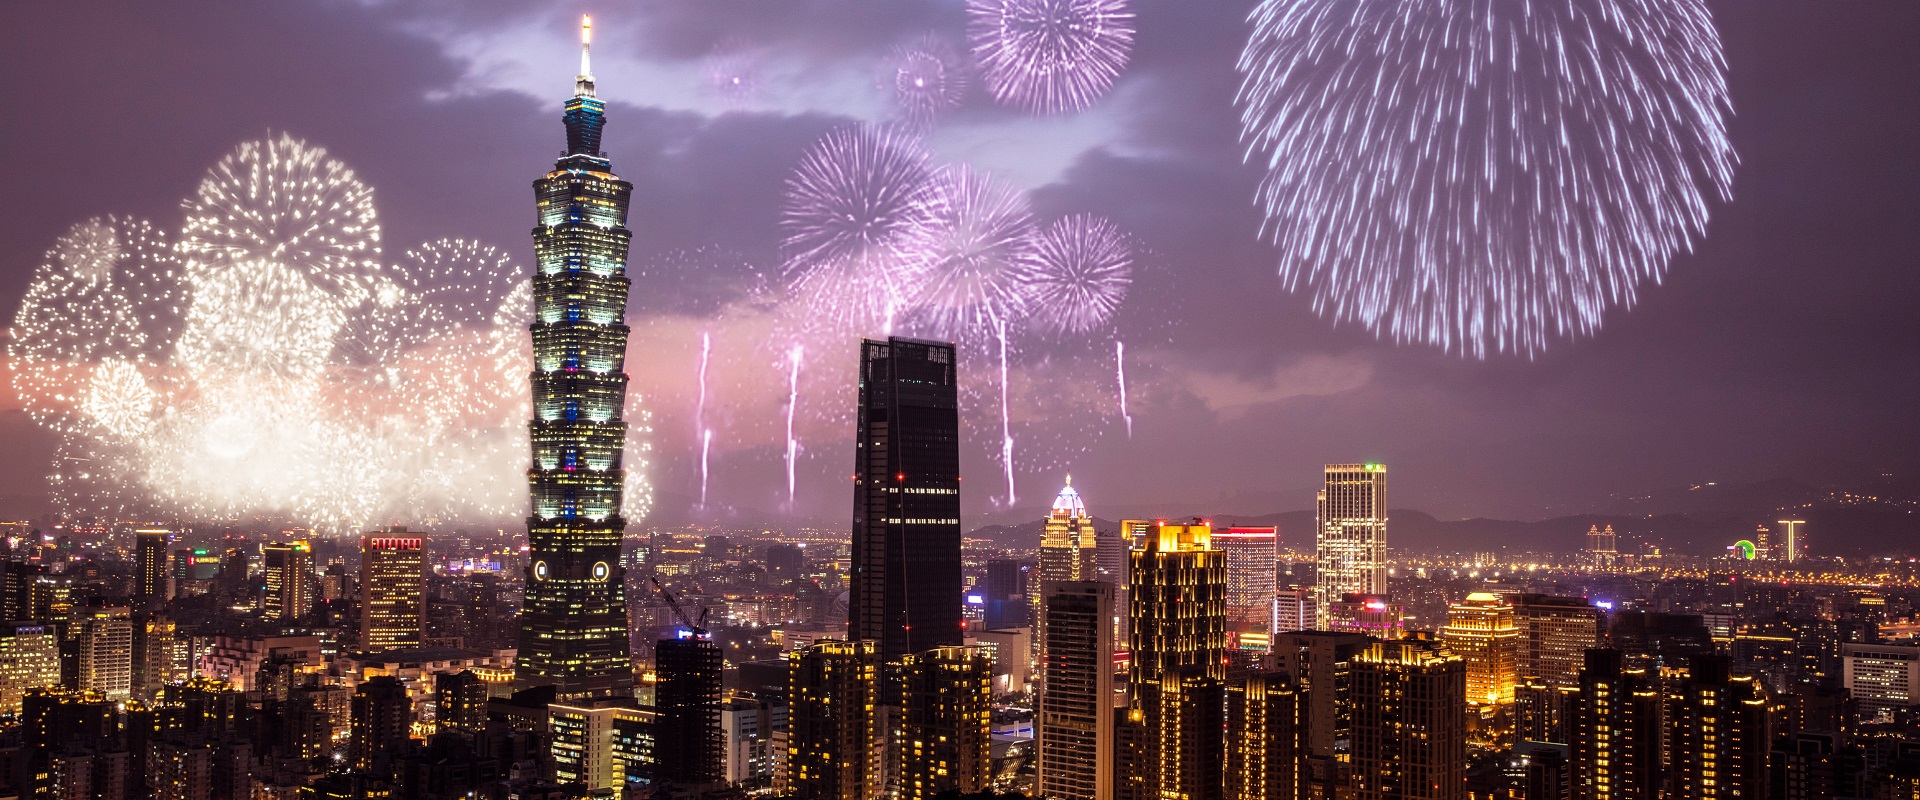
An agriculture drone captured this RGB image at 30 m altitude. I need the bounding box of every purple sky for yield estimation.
[1,1,1916,524]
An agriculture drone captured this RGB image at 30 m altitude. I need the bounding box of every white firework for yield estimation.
[968,0,1136,115]
[1024,214,1133,336]
[900,164,1040,345]
[889,34,970,130]
[781,125,941,335]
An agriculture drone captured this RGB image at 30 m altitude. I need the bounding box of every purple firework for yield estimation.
[967,0,1135,115]
[781,125,940,333]
[889,34,969,130]
[1024,214,1132,335]
[902,164,1038,344]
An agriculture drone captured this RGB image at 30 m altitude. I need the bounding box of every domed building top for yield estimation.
[1051,476,1088,518]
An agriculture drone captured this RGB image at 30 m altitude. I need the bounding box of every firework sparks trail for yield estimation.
[785,344,804,507]
[968,0,1136,114]
[1115,339,1131,438]
[697,331,712,508]
[997,317,1016,506]
[1235,0,1735,357]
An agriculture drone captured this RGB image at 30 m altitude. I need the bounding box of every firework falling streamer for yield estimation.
[781,125,941,336]
[967,0,1136,114]
[997,317,1016,506]
[1024,213,1133,336]
[785,344,804,507]
[889,34,969,130]
[1115,339,1131,438]
[696,331,711,508]
[1235,0,1735,357]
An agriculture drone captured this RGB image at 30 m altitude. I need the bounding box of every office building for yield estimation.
[1270,630,1374,761]
[1314,463,1388,627]
[435,670,488,733]
[359,529,425,653]
[1327,593,1406,639]
[1273,587,1313,633]
[656,633,725,786]
[136,528,173,602]
[348,675,411,774]
[1036,581,1114,800]
[552,701,625,793]
[75,606,133,702]
[1777,519,1806,563]
[1513,595,1604,687]
[787,640,882,800]
[0,622,61,714]
[515,15,638,701]
[1843,641,1919,719]
[1035,478,1099,628]
[134,612,178,702]
[983,558,1030,630]
[1225,673,1308,800]
[1348,636,1466,800]
[1216,526,1278,627]
[1443,592,1517,707]
[1569,650,1661,800]
[1128,521,1228,800]
[1514,677,1577,746]
[261,540,313,622]
[723,694,783,786]
[899,646,993,800]
[1664,656,1769,800]
[850,337,963,670]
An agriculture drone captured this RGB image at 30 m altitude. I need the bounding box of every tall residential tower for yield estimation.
[515,16,637,700]
[1315,464,1387,627]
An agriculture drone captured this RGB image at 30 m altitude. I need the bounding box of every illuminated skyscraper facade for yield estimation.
[1443,592,1517,707]
[1514,595,1605,688]
[359,529,424,653]
[1216,526,1278,627]
[262,540,313,621]
[1226,673,1308,800]
[1315,464,1387,627]
[850,338,962,668]
[1663,656,1769,800]
[899,646,993,800]
[136,528,172,603]
[1127,522,1228,800]
[1570,649,1661,800]
[75,606,133,703]
[1037,581,1114,800]
[516,16,637,700]
[0,622,60,715]
[1035,478,1098,682]
[1349,637,1466,800]
[787,640,883,800]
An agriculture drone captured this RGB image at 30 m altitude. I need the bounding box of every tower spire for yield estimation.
[575,14,596,98]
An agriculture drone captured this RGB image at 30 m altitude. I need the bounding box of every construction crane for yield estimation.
[650,576,710,638]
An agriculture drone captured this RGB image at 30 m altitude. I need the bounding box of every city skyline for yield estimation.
[0,2,1917,529]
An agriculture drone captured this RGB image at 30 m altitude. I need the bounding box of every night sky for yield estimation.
[2,1,1916,525]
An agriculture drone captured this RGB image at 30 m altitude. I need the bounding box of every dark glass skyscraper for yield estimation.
[850,337,963,667]
[515,17,636,701]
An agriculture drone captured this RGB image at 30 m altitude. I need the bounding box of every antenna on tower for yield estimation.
[575,14,596,98]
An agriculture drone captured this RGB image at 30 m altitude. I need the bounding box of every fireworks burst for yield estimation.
[781,125,941,335]
[901,164,1039,345]
[1235,0,1736,357]
[1024,214,1132,336]
[967,0,1135,115]
[889,34,969,130]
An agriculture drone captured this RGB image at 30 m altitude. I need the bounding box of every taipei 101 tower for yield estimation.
[514,16,637,700]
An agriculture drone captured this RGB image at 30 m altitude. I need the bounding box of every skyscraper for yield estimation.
[1584,525,1617,567]
[135,529,172,603]
[1348,636,1466,800]
[1315,463,1387,627]
[850,337,962,669]
[1037,581,1114,800]
[656,633,725,786]
[1035,478,1098,682]
[1216,526,1278,628]
[261,540,313,622]
[516,16,637,700]
[899,646,993,800]
[0,622,61,715]
[1443,592,1517,707]
[1513,594,1605,688]
[982,558,1030,630]
[787,640,883,800]
[1663,656,1769,800]
[1226,673,1308,800]
[349,675,411,775]
[1570,649,1661,800]
[1273,587,1314,633]
[358,529,424,653]
[75,606,133,702]
[1128,522,1228,800]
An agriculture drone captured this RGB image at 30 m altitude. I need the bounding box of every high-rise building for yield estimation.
[1514,677,1577,746]
[1273,587,1314,633]
[1348,636,1466,800]
[656,633,725,786]
[1663,656,1769,800]
[1842,641,1919,719]
[349,675,411,775]
[261,540,313,622]
[435,670,489,733]
[983,558,1030,630]
[900,646,993,800]
[0,622,61,715]
[1777,519,1806,563]
[1216,526,1278,628]
[1314,463,1388,627]
[515,16,637,701]
[1270,630,1374,762]
[75,606,133,702]
[787,640,883,800]
[1327,593,1406,639]
[850,337,963,671]
[359,529,425,653]
[1443,592,1517,707]
[1584,525,1617,567]
[136,529,173,603]
[1513,594,1604,688]
[1035,478,1099,683]
[133,612,177,702]
[1225,673,1308,800]
[551,701,625,792]
[1569,649,1661,800]
[1036,581,1114,800]
[1128,522,1228,800]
